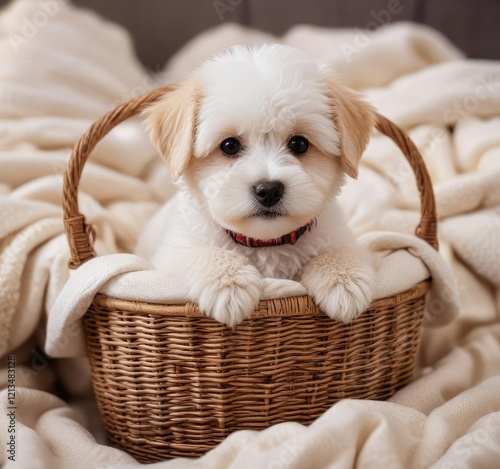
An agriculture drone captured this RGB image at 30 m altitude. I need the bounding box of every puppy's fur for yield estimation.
[139,44,376,326]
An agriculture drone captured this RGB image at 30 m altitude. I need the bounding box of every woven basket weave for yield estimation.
[62,85,437,463]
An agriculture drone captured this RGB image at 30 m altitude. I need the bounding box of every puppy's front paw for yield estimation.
[308,274,373,323]
[189,252,263,327]
[301,249,374,323]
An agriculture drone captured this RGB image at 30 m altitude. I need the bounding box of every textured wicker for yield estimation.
[62,86,438,462]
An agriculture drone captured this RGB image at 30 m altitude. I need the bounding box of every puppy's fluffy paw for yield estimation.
[301,249,374,323]
[189,250,263,327]
[305,269,373,323]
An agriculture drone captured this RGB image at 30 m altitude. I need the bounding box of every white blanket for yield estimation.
[0,1,499,468]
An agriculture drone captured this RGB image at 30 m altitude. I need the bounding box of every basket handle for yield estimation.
[374,113,438,249]
[62,89,438,269]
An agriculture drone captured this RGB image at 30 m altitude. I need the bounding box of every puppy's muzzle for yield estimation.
[253,181,284,207]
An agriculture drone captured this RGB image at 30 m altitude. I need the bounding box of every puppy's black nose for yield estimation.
[254,181,284,207]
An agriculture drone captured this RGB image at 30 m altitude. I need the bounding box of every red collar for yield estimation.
[225,219,317,248]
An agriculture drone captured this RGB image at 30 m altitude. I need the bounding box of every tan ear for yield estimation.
[325,79,375,179]
[142,80,200,180]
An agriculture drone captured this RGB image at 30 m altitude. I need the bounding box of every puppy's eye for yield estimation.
[220,138,241,157]
[288,135,309,155]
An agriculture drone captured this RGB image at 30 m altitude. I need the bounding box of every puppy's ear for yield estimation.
[142,80,200,180]
[325,78,375,179]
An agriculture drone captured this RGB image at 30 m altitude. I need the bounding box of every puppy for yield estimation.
[139,44,375,327]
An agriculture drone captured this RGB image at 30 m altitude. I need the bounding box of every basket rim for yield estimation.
[91,279,430,318]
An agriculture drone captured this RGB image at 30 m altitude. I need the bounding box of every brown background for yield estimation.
[2,0,500,68]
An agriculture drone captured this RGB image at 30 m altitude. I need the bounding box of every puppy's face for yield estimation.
[144,45,375,239]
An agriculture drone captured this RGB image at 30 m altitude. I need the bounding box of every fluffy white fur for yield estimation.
[138,44,376,326]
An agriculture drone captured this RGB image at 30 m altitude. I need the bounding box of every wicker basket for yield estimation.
[62,85,438,463]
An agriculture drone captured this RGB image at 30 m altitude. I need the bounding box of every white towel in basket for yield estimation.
[45,230,459,358]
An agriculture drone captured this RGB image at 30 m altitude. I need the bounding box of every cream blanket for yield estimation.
[1,1,500,468]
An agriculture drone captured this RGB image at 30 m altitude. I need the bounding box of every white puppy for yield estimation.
[139,44,375,327]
